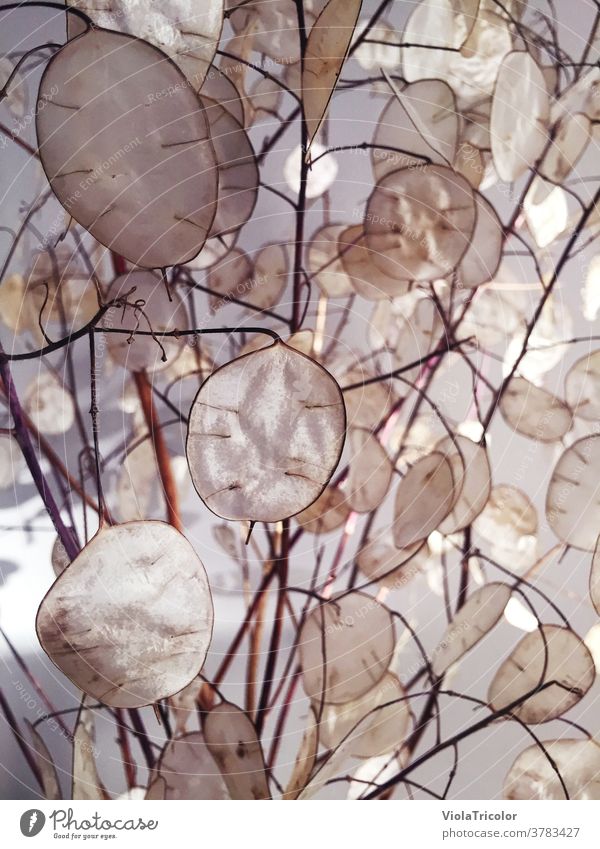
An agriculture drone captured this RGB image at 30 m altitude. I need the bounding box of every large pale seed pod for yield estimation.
[302,0,362,150]
[436,435,492,535]
[204,703,271,799]
[298,592,396,705]
[67,1,224,90]
[364,165,476,281]
[490,51,550,182]
[488,625,595,723]
[393,451,456,548]
[156,732,229,799]
[346,428,393,513]
[186,341,346,522]
[317,671,411,759]
[504,739,600,800]
[546,435,600,551]
[201,95,258,239]
[37,28,217,268]
[499,377,572,442]
[565,351,600,421]
[36,521,213,708]
[431,583,512,677]
[103,271,188,372]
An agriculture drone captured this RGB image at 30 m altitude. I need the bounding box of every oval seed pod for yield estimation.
[103,270,188,372]
[186,341,346,523]
[457,190,503,289]
[357,534,426,590]
[302,0,362,151]
[431,583,512,677]
[590,536,600,616]
[499,377,572,442]
[488,625,595,723]
[37,28,217,268]
[504,738,600,800]
[36,521,214,708]
[298,592,396,705]
[156,732,229,799]
[565,350,600,421]
[295,485,351,535]
[24,372,75,435]
[490,51,550,182]
[364,165,476,281]
[346,428,393,514]
[204,702,271,800]
[307,223,354,298]
[436,435,492,535]
[546,435,600,551]
[393,451,456,548]
[66,1,223,90]
[318,671,411,758]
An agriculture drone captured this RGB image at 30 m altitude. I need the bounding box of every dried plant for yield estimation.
[0,0,600,802]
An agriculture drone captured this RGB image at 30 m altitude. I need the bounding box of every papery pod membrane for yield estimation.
[357,534,426,590]
[156,732,230,799]
[364,165,476,281]
[504,739,600,800]
[431,583,512,676]
[457,190,503,288]
[317,671,411,758]
[393,451,456,548]
[436,434,492,534]
[200,94,258,239]
[283,708,319,800]
[338,225,411,299]
[590,536,600,616]
[36,521,214,708]
[24,372,75,435]
[204,702,271,799]
[26,721,62,800]
[298,592,396,705]
[103,270,187,372]
[296,485,351,534]
[490,51,550,182]
[37,28,218,268]
[186,341,346,522]
[302,0,363,151]
[546,435,600,551]
[346,428,393,513]
[0,433,25,489]
[67,1,224,90]
[372,78,458,181]
[307,223,354,298]
[540,112,591,187]
[565,350,600,421]
[488,625,595,723]
[72,700,109,800]
[499,377,572,442]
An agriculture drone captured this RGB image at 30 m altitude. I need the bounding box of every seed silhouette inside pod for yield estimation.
[36,521,213,708]
[36,27,217,268]
[186,341,346,522]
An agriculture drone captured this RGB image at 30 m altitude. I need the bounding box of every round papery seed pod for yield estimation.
[36,27,218,268]
[186,340,347,523]
[36,520,213,708]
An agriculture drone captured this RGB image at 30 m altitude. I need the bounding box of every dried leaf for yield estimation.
[37,521,213,708]
[37,28,217,268]
[488,625,595,723]
[186,341,346,522]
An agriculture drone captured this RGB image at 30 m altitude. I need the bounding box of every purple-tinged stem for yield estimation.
[0,346,79,561]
